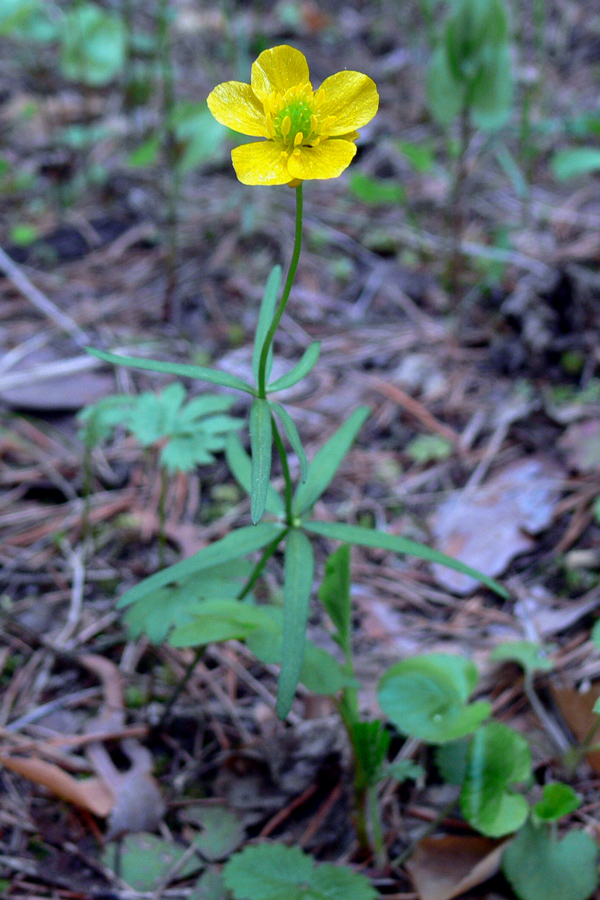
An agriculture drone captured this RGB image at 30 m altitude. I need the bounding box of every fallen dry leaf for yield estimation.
[406,834,507,900]
[1,654,166,837]
[431,457,564,594]
[0,753,113,817]
[550,683,600,772]
[558,419,600,473]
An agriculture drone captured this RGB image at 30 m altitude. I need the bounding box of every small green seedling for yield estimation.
[80,383,243,475]
[427,0,514,132]
[503,784,598,900]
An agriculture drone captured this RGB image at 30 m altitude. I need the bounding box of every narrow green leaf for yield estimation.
[551,147,600,181]
[266,341,321,392]
[245,606,353,696]
[253,265,281,385]
[86,347,256,395]
[117,523,284,608]
[271,402,308,482]
[277,529,315,718]
[303,520,509,599]
[249,399,273,524]
[169,600,277,647]
[318,545,352,654]
[225,433,285,516]
[293,407,370,516]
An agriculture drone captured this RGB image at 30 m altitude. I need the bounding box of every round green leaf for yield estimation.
[461,722,531,837]
[503,821,599,900]
[378,654,490,744]
[533,783,581,823]
[224,843,376,900]
[490,640,555,675]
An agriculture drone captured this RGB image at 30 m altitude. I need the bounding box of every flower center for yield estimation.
[264,84,335,154]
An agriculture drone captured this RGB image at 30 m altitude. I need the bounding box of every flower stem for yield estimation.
[236,529,289,601]
[258,183,304,398]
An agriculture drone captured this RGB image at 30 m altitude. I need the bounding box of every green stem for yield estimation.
[271,415,294,524]
[258,184,304,398]
[156,0,178,321]
[157,465,168,568]
[236,530,289,600]
[159,645,204,727]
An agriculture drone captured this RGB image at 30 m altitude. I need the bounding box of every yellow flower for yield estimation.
[207,45,379,186]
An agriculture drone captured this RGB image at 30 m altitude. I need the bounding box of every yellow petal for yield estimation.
[251,45,310,102]
[287,139,357,181]
[207,81,266,136]
[232,141,292,185]
[317,71,379,135]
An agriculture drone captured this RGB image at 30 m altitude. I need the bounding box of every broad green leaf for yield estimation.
[123,561,253,642]
[397,140,435,173]
[169,600,277,647]
[128,135,161,168]
[461,722,531,837]
[190,869,226,900]
[552,147,600,181]
[435,737,471,786]
[117,523,284,608]
[225,434,285,516]
[246,606,352,696]
[317,545,352,655]
[490,640,555,675]
[60,4,125,86]
[169,101,228,173]
[349,172,405,206]
[471,44,513,131]
[86,347,256,395]
[249,399,273,524]
[378,654,490,744]
[271,403,308,482]
[303,521,509,599]
[532,783,581,823]
[405,434,453,463]
[277,530,315,718]
[103,833,202,891]
[185,806,245,861]
[427,45,465,126]
[293,407,370,516]
[127,383,185,446]
[386,760,426,783]
[78,394,134,448]
[266,341,321,392]
[224,843,376,900]
[177,395,235,423]
[503,821,599,900]
[253,265,281,385]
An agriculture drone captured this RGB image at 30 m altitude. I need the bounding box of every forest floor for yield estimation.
[2,1,600,898]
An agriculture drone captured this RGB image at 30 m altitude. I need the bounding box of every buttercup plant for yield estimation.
[89,45,507,721]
